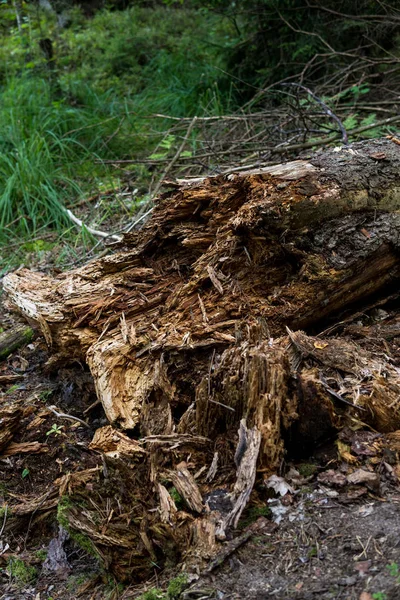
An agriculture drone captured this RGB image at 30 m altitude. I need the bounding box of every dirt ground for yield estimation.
[186,495,400,600]
[0,297,400,600]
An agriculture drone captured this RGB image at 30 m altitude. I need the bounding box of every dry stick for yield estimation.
[150,112,277,121]
[179,115,400,185]
[0,505,7,539]
[319,375,367,412]
[282,82,349,145]
[152,115,198,198]
[125,116,198,233]
[271,114,400,154]
[64,208,122,242]
[98,141,286,166]
[47,405,90,428]
[102,113,400,170]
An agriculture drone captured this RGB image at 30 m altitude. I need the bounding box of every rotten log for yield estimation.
[0,324,33,360]
[3,138,400,580]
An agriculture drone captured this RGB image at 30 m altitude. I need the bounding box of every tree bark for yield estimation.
[3,138,400,579]
[0,324,34,361]
[4,138,400,427]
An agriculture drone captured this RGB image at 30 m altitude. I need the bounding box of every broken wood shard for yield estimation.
[3,138,400,580]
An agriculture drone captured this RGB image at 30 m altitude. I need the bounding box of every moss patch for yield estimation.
[7,557,37,585]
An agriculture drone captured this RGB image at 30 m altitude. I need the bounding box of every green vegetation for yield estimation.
[57,496,99,559]
[370,562,400,598]
[46,423,64,436]
[307,546,318,558]
[137,590,165,600]
[0,1,234,273]
[297,463,318,478]
[167,574,188,599]
[67,572,96,592]
[168,487,184,510]
[7,557,37,585]
[386,562,400,579]
[0,0,398,271]
[136,574,188,600]
[6,383,22,394]
[238,504,272,529]
[35,549,48,562]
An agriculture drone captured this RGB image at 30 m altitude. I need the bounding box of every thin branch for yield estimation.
[271,114,400,154]
[47,405,90,428]
[151,116,198,198]
[282,83,349,145]
[64,208,122,242]
[125,117,198,233]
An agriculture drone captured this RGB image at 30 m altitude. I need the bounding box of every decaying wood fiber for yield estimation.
[4,138,400,580]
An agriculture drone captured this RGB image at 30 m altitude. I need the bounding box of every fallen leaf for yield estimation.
[314,341,328,349]
[337,440,359,464]
[317,469,347,487]
[265,475,294,496]
[368,153,386,161]
[339,486,368,503]
[294,582,303,591]
[347,468,380,491]
[354,560,371,575]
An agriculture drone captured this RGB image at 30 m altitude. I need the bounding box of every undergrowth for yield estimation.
[0,0,397,274]
[0,3,234,272]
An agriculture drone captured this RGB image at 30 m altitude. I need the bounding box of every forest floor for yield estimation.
[1,299,400,600]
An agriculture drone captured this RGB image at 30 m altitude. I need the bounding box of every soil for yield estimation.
[187,496,400,600]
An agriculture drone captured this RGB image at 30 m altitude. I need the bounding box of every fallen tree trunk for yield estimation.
[3,138,400,580]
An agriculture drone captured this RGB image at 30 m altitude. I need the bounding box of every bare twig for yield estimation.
[47,405,90,428]
[125,116,198,233]
[282,83,349,145]
[271,114,400,154]
[64,208,122,242]
[151,115,198,198]
[0,505,7,538]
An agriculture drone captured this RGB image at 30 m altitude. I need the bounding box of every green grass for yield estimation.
[0,4,235,270]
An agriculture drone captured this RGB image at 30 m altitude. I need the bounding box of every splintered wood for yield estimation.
[3,138,400,581]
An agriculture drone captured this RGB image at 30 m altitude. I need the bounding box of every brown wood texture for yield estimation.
[3,138,400,580]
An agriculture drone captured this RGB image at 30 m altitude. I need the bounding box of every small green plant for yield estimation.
[136,574,188,600]
[46,423,64,437]
[386,562,400,578]
[372,593,387,600]
[39,389,54,402]
[67,573,92,592]
[6,384,21,394]
[167,573,188,599]
[7,557,37,585]
[137,589,166,600]
[35,549,47,562]
[297,463,318,478]
[307,546,318,558]
[238,505,272,529]
[21,468,30,479]
[169,487,184,510]
[104,573,125,598]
